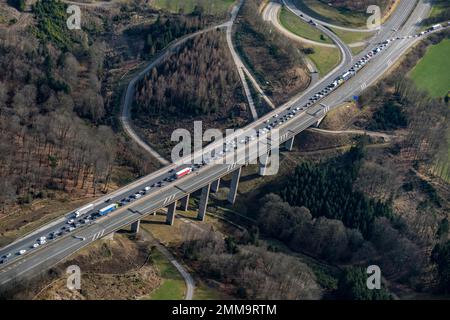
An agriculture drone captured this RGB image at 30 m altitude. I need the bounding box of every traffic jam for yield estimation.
[1,23,446,266]
[0,167,197,264]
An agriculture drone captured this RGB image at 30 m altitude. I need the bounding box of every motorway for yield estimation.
[0,0,436,288]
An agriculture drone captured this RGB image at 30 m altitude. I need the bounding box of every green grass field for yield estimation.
[292,0,369,28]
[277,6,341,76]
[147,250,186,300]
[152,0,235,15]
[351,44,367,55]
[193,282,230,300]
[409,39,450,183]
[279,7,333,44]
[410,39,450,98]
[308,45,341,76]
[330,27,375,45]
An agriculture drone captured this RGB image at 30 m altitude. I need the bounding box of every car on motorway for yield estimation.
[68,227,75,232]
[49,232,59,239]
[2,253,11,259]
[67,219,75,224]
[32,243,39,248]
[18,249,27,255]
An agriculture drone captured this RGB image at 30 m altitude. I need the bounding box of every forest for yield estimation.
[181,228,323,300]
[134,31,242,117]
[125,13,206,58]
[0,0,155,213]
[257,193,424,294]
[278,143,393,237]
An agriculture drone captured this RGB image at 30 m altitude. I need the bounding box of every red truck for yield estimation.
[175,167,192,179]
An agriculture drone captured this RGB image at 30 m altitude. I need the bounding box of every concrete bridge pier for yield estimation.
[197,184,211,221]
[284,136,295,151]
[211,178,221,193]
[258,153,269,176]
[166,201,177,225]
[227,167,242,204]
[180,194,190,211]
[315,117,325,127]
[130,220,140,234]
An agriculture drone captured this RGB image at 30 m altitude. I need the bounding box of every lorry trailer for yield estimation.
[73,204,94,218]
[98,203,119,216]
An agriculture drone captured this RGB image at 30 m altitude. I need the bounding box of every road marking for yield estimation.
[227,163,238,172]
[163,194,177,206]
[361,82,367,90]
[92,229,105,241]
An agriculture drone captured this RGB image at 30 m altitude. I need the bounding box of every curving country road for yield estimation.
[285,0,401,33]
[142,230,195,300]
[308,128,394,142]
[120,23,233,166]
[263,2,366,48]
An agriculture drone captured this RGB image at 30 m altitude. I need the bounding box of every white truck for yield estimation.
[73,204,94,218]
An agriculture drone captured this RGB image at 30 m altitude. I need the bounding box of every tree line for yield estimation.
[257,194,425,288]
[0,0,155,211]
